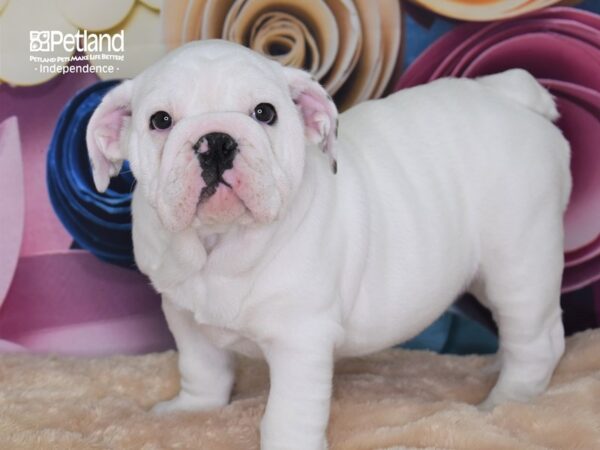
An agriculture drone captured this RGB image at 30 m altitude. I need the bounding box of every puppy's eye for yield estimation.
[252,103,277,125]
[150,111,172,130]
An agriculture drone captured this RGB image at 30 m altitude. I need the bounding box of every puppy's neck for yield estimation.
[193,159,324,275]
[201,234,220,253]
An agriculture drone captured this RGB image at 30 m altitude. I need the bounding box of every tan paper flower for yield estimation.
[0,0,164,86]
[407,0,568,21]
[163,0,403,110]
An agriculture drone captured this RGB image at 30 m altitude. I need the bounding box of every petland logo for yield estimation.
[30,30,124,53]
[29,30,125,75]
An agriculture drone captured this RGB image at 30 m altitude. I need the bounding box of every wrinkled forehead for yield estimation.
[133,46,288,115]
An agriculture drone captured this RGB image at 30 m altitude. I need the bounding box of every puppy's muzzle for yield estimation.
[193,132,238,201]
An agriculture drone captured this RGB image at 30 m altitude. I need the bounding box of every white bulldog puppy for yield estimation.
[86,40,571,450]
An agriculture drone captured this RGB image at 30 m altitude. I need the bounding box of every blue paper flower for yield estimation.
[47,80,136,267]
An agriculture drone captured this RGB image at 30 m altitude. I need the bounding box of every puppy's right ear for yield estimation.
[86,80,133,192]
[283,67,339,174]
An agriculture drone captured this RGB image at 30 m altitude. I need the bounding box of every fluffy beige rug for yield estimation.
[1,330,599,450]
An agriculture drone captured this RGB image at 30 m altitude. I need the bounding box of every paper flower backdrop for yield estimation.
[163,0,403,110]
[396,6,600,293]
[0,0,164,86]
[2,1,600,355]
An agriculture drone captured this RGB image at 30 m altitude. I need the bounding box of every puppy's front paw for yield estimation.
[151,392,227,415]
[478,388,534,412]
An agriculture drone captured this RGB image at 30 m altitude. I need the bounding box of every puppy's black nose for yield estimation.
[194,131,237,173]
[194,132,237,166]
[193,132,238,197]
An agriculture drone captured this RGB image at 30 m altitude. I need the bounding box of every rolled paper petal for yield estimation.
[0,251,173,356]
[398,8,600,87]
[319,0,361,93]
[567,238,600,268]
[0,117,24,309]
[0,0,78,86]
[335,0,382,109]
[223,0,339,80]
[246,11,321,73]
[372,0,402,99]
[161,0,192,49]
[200,0,235,39]
[47,80,136,267]
[335,0,403,109]
[563,254,600,292]
[544,84,600,258]
[181,0,209,43]
[56,0,136,32]
[409,0,564,22]
[395,7,600,291]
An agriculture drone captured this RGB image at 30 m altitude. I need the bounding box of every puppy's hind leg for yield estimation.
[478,215,565,410]
[466,279,502,375]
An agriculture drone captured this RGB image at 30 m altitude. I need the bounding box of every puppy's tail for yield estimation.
[476,69,559,121]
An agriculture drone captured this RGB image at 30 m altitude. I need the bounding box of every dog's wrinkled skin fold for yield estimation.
[86,41,571,450]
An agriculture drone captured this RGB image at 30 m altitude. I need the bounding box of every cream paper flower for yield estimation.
[0,0,164,86]
[162,0,403,110]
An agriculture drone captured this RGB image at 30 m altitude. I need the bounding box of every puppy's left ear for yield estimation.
[284,68,339,174]
[86,80,133,192]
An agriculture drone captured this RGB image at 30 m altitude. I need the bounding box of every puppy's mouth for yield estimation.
[199,177,233,203]
[193,169,250,227]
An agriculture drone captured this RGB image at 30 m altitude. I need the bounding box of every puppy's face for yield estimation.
[86,41,337,233]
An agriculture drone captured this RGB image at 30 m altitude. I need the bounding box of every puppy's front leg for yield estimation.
[152,299,234,414]
[260,335,334,450]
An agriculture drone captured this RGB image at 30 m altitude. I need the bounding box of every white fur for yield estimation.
[87,41,572,450]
